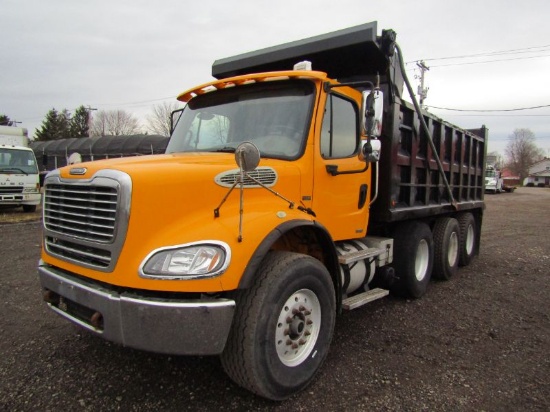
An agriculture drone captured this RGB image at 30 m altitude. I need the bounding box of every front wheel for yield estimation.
[221,251,336,400]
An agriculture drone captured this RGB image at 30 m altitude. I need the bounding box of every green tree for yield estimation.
[35,108,71,141]
[504,128,545,182]
[69,105,91,137]
[0,114,14,126]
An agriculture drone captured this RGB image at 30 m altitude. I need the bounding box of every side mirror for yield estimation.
[359,139,381,163]
[361,90,384,137]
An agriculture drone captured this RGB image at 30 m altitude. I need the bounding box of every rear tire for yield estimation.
[391,221,434,298]
[457,213,477,266]
[432,217,460,280]
[221,251,336,400]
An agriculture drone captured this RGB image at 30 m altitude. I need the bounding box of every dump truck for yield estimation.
[38,22,487,400]
[0,125,41,212]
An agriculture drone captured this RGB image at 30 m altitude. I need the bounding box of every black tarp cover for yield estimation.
[30,135,169,171]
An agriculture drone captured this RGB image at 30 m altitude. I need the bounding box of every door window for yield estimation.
[320,94,359,158]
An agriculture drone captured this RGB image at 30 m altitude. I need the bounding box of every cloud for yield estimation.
[1,0,549,156]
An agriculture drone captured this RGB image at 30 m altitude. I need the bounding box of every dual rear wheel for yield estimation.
[391,213,477,298]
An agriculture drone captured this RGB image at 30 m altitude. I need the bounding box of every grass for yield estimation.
[0,204,42,224]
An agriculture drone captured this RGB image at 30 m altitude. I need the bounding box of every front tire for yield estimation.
[221,251,336,400]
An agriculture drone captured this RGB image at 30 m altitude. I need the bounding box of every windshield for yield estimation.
[0,148,38,174]
[166,80,315,159]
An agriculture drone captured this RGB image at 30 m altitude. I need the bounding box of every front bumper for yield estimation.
[38,261,235,355]
[0,192,40,205]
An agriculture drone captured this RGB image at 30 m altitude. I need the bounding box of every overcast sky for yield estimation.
[2,0,549,155]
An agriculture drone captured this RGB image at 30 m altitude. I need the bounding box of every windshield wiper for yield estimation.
[0,167,28,175]
[212,147,236,153]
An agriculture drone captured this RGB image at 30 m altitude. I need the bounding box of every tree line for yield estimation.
[0,102,181,142]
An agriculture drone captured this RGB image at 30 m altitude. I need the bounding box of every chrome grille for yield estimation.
[42,170,131,273]
[44,184,118,243]
[0,186,23,194]
[45,236,111,268]
[215,167,278,188]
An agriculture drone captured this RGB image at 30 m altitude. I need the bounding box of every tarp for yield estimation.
[30,135,169,171]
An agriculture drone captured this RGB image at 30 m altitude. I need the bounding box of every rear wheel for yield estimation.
[221,251,336,400]
[432,217,460,280]
[391,221,434,298]
[457,213,477,266]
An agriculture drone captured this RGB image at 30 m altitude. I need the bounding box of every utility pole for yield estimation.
[86,106,98,136]
[416,61,430,109]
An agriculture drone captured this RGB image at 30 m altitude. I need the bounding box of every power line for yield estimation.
[429,54,550,67]
[437,114,550,117]
[96,96,176,107]
[426,104,550,112]
[408,44,550,63]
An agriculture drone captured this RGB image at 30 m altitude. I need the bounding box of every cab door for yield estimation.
[311,90,371,241]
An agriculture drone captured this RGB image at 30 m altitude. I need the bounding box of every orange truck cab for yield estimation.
[38,22,486,400]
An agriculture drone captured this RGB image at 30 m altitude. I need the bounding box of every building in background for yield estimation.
[523,158,550,187]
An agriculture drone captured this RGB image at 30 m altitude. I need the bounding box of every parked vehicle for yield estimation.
[37,22,487,400]
[485,164,503,193]
[0,126,41,212]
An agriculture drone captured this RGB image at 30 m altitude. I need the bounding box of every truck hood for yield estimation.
[56,151,303,229]
[47,152,304,291]
[58,152,302,200]
[59,152,240,179]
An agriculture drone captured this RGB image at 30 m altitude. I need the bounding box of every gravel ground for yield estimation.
[1,187,549,411]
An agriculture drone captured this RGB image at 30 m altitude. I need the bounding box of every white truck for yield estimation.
[485,164,504,193]
[0,126,41,212]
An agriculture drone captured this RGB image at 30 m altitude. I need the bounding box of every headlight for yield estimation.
[140,241,231,279]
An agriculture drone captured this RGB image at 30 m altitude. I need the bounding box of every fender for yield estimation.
[238,219,342,308]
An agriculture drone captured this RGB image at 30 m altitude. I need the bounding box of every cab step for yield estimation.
[342,288,389,310]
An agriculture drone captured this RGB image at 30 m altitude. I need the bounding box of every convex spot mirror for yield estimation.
[361,90,384,138]
[359,139,381,163]
[235,141,260,172]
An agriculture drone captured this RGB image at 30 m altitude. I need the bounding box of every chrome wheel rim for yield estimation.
[448,232,459,266]
[275,289,321,367]
[465,224,475,255]
[415,239,430,281]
